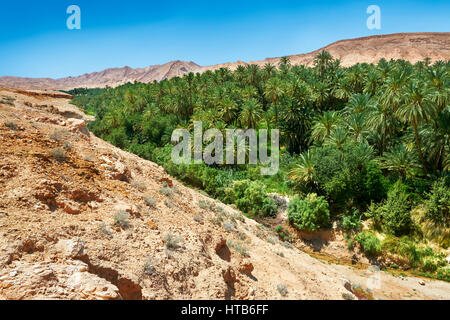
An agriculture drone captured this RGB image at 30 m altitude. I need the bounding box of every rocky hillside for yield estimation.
[0,87,449,300]
[1,32,448,90]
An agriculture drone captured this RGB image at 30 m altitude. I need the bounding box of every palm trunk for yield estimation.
[413,121,428,175]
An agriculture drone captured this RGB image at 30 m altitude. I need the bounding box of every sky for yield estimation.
[0,0,449,78]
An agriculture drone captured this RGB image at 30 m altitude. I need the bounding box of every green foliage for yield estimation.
[274,225,292,242]
[69,55,450,255]
[288,193,330,231]
[354,232,381,257]
[366,182,413,236]
[225,180,277,217]
[424,178,450,227]
[342,208,362,231]
[302,142,386,208]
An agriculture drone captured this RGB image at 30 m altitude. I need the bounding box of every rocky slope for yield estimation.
[0,87,449,300]
[1,32,448,90]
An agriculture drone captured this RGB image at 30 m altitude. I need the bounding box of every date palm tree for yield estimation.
[288,150,316,185]
[314,50,333,80]
[378,144,421,179]
[310,111,341,143]
[264,77,284,125]
[396,81,436,174]
[239,98,263,129]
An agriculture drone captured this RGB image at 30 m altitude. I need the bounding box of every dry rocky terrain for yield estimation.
[1,32,448,90]
[0,87,449,300]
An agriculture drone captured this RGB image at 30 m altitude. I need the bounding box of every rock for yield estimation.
[0,261,119,300]
[159,178,173,188]
[106,161,131,182]
[341,278,352,292]
[223,267,237,285]
[342,292,357,300]
[146,220,158,230]
[70,188,102,203]
[114,202,140,216]
[67,118,89,136]
[57,200,81,215]
[55,238,86,259]
[239,260,254,276]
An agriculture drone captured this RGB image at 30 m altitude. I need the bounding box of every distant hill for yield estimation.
[1,32,448,90]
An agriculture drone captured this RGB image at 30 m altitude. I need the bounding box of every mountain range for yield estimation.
[1,32,449,90]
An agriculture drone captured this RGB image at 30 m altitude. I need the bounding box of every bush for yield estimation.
[354,232,381,257]
[424,178,449,227]
[274,225,292,242]
[4,122,17,130]
[144,195,157,208]
[49,148,67,162]
[225,180,277,217]
[342,208,362,231]
[308,143,385,207]
[287,193,330,232]
[164,233,182,250]
[366,182,413,236]
[113,211,130,228]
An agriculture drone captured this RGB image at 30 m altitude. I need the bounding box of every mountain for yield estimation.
[0,32,449,90]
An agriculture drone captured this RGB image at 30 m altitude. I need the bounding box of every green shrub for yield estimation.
[367,182,413,236]
[144,195,157,208]
[226,239,250,257]
[164,233,182,250]
[225,180,277,217]
[424,178,449,227]
[4,122,17,130]
[342,208,362,231]
[288,193,330,232]
[113,211,130,228]
[274,225,292,242]
[354,232,381,257]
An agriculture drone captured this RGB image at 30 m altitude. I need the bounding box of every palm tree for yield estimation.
[288,151,316,185]
[345,112,369,143]
[310,111,341,143]
[264,77,284,125]
[311,81,330,112]
[239,99,263,129]
[344,93,372,114]
[396,81,436,174]
[363,69,381,96]
[324,126,348,150]
[263,63,276,80]
[314,51,333,80]
[381,68,410,113]
[366,101,397,154]
[218,97,238,124]
[378,144,421,178]
[427,66,449,111]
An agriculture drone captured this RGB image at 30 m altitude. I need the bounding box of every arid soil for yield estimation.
[0,87,449,300]
[1,32,448,90]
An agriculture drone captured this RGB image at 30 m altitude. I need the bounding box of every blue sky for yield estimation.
[0,0,449,78]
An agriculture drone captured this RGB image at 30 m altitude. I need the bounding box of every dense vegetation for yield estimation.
[69,52,449,280]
